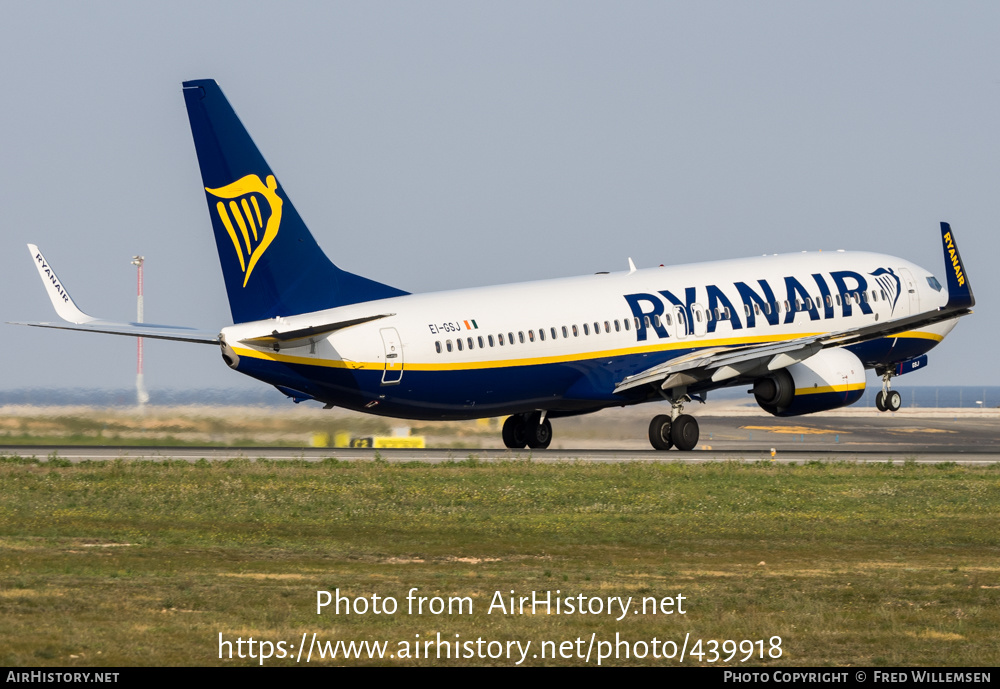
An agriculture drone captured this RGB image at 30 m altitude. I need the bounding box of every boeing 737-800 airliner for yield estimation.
[14,79,975,451]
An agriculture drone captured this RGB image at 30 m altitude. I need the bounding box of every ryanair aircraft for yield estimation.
[15,80,976,451]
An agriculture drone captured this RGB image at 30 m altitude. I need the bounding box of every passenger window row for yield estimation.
[741,290,888,317]
[431,288,891,353]
[434,316,637,354]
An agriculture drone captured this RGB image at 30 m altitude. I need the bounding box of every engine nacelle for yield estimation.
[753,348,866,416]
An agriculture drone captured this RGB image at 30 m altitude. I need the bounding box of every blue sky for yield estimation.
[2,2,996,390]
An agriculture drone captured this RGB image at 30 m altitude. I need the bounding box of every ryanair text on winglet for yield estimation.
[943,231,966,287]
[35,252,70,303]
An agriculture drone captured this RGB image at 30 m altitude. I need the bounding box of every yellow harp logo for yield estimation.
[206,174,284,287]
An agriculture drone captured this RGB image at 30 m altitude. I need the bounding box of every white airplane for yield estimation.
[13,79,975,451]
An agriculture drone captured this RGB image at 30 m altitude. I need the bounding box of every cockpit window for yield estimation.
[926,276,943,292]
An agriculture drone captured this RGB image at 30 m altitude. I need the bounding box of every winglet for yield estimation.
[26,244,95,324]
[940,223,975,310]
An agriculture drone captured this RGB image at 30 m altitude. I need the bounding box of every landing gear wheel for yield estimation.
[502,415,528,449]
[648,415,673,451]
[886,390,902,412]
[525,417,552,449]
[671,414,699,451]
[877,370,901,413]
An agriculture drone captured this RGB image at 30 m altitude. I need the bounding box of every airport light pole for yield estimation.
[131,256,149,409]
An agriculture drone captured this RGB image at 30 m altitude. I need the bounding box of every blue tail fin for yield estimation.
[182,79,408,324]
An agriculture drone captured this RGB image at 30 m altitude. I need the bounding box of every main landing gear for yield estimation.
[502,412,552,449]
[875,372,902,412]
[502,399,704,451]
[648,397,700,451]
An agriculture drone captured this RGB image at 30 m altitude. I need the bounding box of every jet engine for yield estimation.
[753,348,865,416]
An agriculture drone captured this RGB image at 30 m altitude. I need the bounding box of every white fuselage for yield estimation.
[219,250,954,420]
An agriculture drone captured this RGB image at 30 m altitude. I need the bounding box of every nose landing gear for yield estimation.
[875,372,902,412]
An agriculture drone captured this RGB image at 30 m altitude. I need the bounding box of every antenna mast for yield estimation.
[131,255,149,408]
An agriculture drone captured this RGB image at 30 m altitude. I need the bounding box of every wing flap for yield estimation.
[616,338,824,393]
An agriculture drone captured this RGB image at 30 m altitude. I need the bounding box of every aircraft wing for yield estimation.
[615,222,975,394]
[9,244,220,345]
[615,337,824,392]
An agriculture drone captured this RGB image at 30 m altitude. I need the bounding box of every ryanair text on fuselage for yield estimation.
[624,268,893,341]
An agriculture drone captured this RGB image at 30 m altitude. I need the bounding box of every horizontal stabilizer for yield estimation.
[239,313,393,349]
[9,320,219,344]
[10,245,219,345]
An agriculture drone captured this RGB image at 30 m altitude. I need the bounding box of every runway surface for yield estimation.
[7,447,998,464]
[3,415,997,464]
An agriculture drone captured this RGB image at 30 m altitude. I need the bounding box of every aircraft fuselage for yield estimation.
[221,250,953,420]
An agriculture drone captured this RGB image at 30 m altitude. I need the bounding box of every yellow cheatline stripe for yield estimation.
[251,196,263,228]
[794,383,866,396]
[241,198,258,241]
[232,332,810,372]
[232,331,941,374]
[229,200,252,253]
[234,347,353,369]
[216,202,246,272]
[892,330,943,342]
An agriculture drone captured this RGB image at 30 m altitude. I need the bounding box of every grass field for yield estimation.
[1,454,998,666]
[0,406,496,448]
